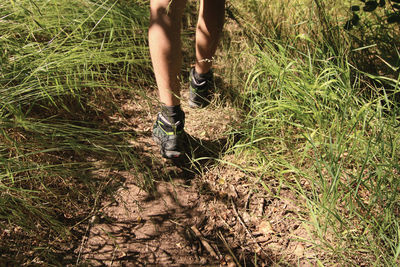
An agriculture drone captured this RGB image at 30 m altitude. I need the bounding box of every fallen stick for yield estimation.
[190,225,219,259]
[230,198,271,260]
[217,231,241,267]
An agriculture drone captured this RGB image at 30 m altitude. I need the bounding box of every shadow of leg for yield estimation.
[170,133,228,174]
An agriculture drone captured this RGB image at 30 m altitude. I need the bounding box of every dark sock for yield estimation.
[193,69,213,84]
[161,105,184,125]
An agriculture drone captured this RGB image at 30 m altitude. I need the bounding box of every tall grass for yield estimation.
[0,0,153,263]
[226,0,400,265]
[2,0,400,265]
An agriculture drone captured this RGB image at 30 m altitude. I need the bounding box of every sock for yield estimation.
[193,69,213,84]
[161,104,184,125]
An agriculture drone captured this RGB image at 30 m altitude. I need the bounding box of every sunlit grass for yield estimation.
[1,0,400,265]
[0,0,154,263]
[226,0,400,265]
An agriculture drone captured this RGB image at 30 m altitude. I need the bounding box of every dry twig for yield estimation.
[190,226,219,259]
[230,198,271,260]
[217,231,241,267]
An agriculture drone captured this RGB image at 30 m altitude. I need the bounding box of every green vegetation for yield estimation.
[224,0,400,265]
[0,0,153,263]
[1,0,399,265]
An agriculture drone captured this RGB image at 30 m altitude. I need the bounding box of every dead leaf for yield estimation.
[293,243,305,258]
[242,212,251,223]
[258,220,274,235]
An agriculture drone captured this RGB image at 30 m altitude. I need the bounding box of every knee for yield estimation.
[150,0,187,22]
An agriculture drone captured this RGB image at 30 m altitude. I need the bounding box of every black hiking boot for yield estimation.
[152,112,186,159]
[188,68,214,108]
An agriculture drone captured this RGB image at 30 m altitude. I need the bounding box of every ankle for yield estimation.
[161,104,185,124]
[195,63,213,76]
[192,68,213,83]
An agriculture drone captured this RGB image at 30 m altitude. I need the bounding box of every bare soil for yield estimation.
[76,89,316,266]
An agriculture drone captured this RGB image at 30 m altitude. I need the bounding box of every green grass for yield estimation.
[224,0,400,265]
[1,0,400,265]
[0,0,154,263]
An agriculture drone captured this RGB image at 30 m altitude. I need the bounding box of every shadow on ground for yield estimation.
[62,85,275,265]
[0,30,267,264]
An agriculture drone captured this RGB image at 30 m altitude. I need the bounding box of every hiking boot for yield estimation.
[152,112,186,159]
[189,68,214,108]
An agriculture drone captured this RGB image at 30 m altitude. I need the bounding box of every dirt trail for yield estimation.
[78,89,313,266]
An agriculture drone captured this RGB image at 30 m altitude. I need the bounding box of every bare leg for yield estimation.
[149,0,187,106]
[195,0,225,75]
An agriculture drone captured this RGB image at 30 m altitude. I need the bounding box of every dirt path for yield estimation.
[77,89,312,266]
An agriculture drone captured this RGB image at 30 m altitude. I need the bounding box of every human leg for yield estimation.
[149,0,187,107]
[195,0,225,75]
[149,0,187,158]
[189,0,225,108]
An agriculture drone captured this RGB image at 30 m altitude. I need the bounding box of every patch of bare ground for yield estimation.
[76,87,316,266]
[199,162,319,266]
